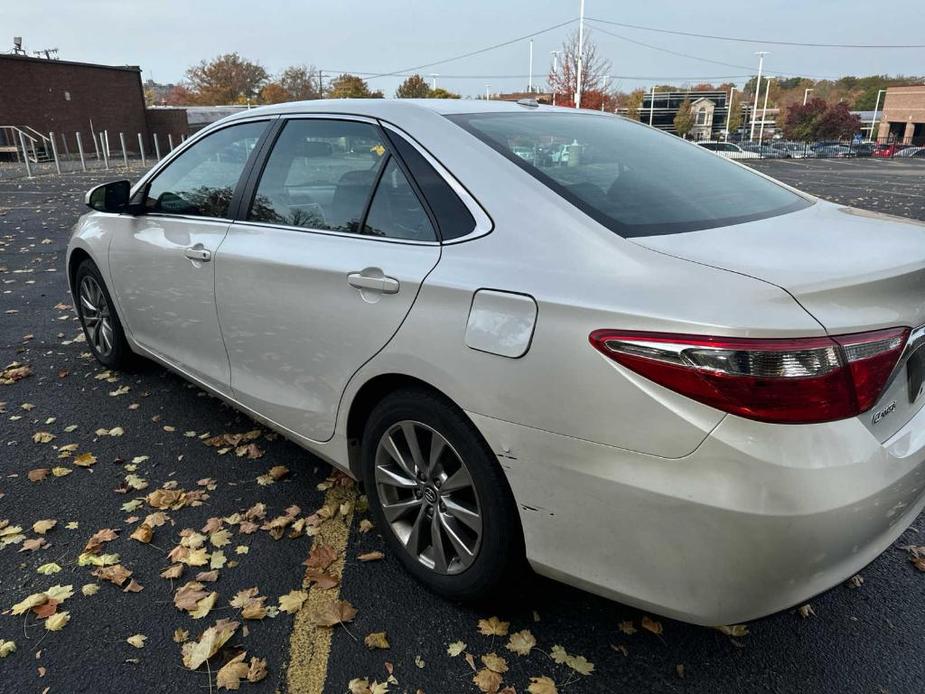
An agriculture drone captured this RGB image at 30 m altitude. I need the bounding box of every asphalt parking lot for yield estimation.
[1,159,924,694]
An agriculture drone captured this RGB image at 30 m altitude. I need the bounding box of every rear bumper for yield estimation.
[469,402,925,625]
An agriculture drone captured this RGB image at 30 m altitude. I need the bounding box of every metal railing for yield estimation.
[707,135,924,160]
[0,127,189,180]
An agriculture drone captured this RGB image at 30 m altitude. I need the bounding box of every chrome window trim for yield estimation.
[379,121,493,245]
[232,219,441,247]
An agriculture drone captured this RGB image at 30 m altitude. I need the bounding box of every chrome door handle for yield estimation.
[347,271,400,294]
[184,245,211,262]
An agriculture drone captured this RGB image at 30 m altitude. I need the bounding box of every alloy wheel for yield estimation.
[374,420,482,575]
[79,275,114,357]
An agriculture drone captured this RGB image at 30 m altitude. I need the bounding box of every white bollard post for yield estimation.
[153,133,161,160]
[100,133,110,170]
[137,133,146,167]
[60,133,70,161]
[91,130,100,161]
[104,130,111,159]
[119,133,129,167]
[18,131,33,178]
[168,133,175,151]
[49,132,62,174]
[76,132,86,172]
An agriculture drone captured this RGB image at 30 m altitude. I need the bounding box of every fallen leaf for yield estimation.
[279,590,310,615]
[130,524,153,544]
[527,677,558,694]
[247,656,267,683]
[216,652,249,690]
[714,624,749,637]
[306,598,357,626]
[447,641,467,657]
[473,668,502,694]
[847,574,864,589]
[32,432,56,444]
[45,611,70,631]
[73,452,97,467]
[92,564,132,586]
[364,631,390,649]
[0,640,15,658]
[81,584,99,597]
[618,620,636,635]
[181,619,239,670]
[482,653,509,674]
[564,654,594,675]
[357,551,384,562]
[28,468,50,482]
[477,616,510,636]
[32,519,57,535]
[11,592,47,615]
[506,629,536,656]
[359,519,374,533]
[36,563,62,575]
[127,634,147,649]
[641,615,663,635]
[798,604,816,618]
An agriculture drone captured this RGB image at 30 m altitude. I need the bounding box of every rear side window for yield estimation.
[385,130,476,240]
[363,158,435,241]
[449,112,810,237]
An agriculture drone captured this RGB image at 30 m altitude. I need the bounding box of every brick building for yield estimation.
[876,85,925,145]
[0,54,188,158]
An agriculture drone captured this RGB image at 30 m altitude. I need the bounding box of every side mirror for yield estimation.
[85,180,134,213]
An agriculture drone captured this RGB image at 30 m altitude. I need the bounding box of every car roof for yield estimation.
[222,98,608,122]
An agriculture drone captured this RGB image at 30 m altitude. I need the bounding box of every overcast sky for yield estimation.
[6,0,924,96]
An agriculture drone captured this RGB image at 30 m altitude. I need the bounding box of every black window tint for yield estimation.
[249,119,387,233]
[363,158,436,241]
[145,121,266,218]
[385,130,476,240]
[449,112,810,237]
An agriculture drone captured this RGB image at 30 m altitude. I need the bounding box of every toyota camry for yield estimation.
[67,99,925,625]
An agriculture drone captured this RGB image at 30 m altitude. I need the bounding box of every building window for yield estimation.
[696,110,706,125]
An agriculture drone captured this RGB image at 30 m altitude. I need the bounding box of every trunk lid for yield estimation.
[632,201,925,441]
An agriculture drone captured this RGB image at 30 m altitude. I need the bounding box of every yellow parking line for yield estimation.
[286,480,358,694]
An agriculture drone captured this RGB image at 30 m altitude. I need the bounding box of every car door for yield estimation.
[214,116,441,441]
[108,119,269,395]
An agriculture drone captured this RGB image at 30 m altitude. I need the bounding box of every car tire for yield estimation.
[361,387,524,601]
[74,258,133,369]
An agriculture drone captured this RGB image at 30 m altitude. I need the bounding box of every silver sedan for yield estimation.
[68,99,925,625]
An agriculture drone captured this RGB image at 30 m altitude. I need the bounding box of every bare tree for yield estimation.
[547,29,611,108]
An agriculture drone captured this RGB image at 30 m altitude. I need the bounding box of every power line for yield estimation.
[587,17,925,49]
[591,25,839,79]
[320,69,752,81]
[363,18,577,79]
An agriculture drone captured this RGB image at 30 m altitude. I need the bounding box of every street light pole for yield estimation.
[871,88,886,142]
[528,40,534,92]
[575,0,585,108]
[550,51,560,106]
[724,86,735,141]
[802,87,813,105]
[749,51,769,141]
[758,77,772,143]
[429,74,438,90]
[648,85,656,126]
[485,84,491,100]
[601,75,609,111]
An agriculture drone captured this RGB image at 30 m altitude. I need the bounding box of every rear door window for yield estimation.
[249,119,387,233]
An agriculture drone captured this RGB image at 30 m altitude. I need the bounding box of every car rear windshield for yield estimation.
[448,112,811,237]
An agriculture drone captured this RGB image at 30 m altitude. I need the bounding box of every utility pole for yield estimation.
[802,87,813,105]
[648,85,656,126]
[601,75,609,111]
[575,0,585,108]
[318,69,324,98]
[749,51,768,141]
[724,86,735,141]
[528,40,534,92]
[758,77,772,143]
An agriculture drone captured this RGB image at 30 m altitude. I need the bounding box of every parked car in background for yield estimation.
[852,142,877,157]
[813,143,856,158]
[740,142,787,159]
[697,141,759,159]
[68,99,925,626]
[873,143,911,158]
[771,141,816,158]
[895,146,924,158]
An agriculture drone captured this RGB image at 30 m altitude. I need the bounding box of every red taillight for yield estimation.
[589,328,909,424]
